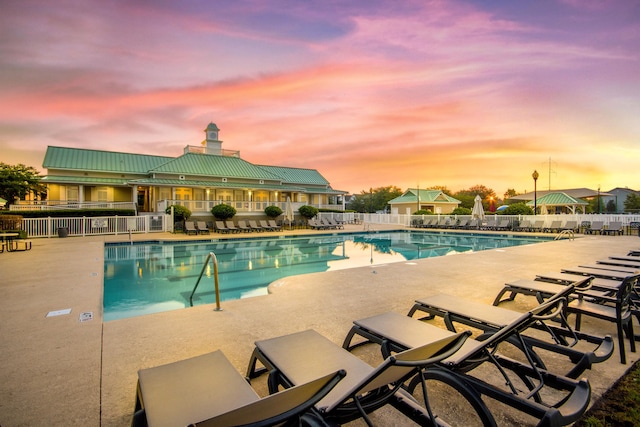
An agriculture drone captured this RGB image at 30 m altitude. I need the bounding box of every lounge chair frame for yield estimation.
[132,350,345,427]
[246,329,469,426]
[406,284,613,378]
[343,301,592,427]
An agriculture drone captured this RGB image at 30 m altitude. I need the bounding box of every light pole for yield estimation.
[532,170,539,215]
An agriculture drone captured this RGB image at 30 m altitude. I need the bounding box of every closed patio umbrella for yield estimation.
[285,197,294,229]
[472,195,485,220]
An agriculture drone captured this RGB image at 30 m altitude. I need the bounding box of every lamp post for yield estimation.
[532,170,539,215]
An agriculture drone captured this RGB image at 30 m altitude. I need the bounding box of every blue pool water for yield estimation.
[103,231,550,321]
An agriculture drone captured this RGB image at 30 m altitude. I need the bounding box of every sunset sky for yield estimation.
[1,0,638,196]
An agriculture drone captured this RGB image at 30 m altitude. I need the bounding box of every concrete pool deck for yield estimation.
[1,224,639,426]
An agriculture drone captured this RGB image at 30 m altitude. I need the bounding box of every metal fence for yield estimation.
[22,215,169,238]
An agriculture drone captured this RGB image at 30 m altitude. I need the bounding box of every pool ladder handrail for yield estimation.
[190,251,222,311]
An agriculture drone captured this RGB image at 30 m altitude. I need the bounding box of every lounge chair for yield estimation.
[307,219,325,230]
[543,221,562,233]
[326,218,344,229]
[584,221,604,235]
[236,220,252,232]
[184,221,198,235]
[320,218,336,229]
[132,349,345,427]
[529,220,544,232]
[246,328,469,426]
[214,221,230,233]
[225,221,240,233]
[455,219,468,229]
[515,220,531,231]
[343,300,592,427]
[480,220,495,230]
[602,221,624,236]
[406,282,613,378]
[259,220,275,231]
[433,218,450,229]
[196,221,210,235]
[248,220,264,232]
[561,221,578,232]
[268,220,282,231]
[465,218,479,230]
[566,273,639,364]
[494,219,510,231]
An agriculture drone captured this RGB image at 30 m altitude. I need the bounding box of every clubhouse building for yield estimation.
[35,123,347,216]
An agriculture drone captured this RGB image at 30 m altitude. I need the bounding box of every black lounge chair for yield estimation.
[516,220,531,232]
[260,220,275,231]
[530,220,545,232]
[268,220,282,231]
[584,221,604,235]
[407,282,613,378]
[196,221,210,235]
[184,221,198,235]
[246,328,469,426]
[236,220,252,232]
[343,300,592,427]
[543,221,562,233]
[602,221,624,235]
[248,220,264,232]
[132,350,344,427]
[225,221,240,233]
[566,273,640,364]
[214,221,230,233]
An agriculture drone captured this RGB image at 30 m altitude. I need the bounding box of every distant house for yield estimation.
[601,187,639,213]
[32,123,346,215]
[388,189,461,215]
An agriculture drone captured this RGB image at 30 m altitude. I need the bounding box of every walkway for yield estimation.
[0,225,638,426]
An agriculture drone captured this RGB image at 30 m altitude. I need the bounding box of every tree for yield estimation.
[454,185,497,210]
[624,193,640,214]
[605,200,617,213]
[347,186,403,213]
[503,188,519,203]
[0,163,45,206]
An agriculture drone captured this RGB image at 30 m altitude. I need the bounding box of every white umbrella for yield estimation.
[472,195,485,220]
[285,197,294,229]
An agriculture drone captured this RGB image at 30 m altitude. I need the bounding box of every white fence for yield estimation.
[22,215,169,238]
[319,212,640,234]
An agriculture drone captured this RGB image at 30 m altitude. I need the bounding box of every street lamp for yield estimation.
[532,170,539,215]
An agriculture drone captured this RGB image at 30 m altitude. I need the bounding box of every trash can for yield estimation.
[57,227,68,238]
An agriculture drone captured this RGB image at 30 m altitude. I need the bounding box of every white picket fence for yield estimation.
[21,215,169,238]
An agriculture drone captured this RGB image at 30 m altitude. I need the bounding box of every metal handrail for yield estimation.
[189,252,222,311]
[555,230,575,240]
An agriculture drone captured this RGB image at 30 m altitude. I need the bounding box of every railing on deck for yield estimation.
[21,215,169,238]
[10,201,136,211]
[158,199,343,214]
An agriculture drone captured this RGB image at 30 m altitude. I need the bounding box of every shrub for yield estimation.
[501,203,533,215]
[413,209,433,215]
[452,207,472,215]
[211,204,236,220]
[166,205,192,220]
[264,205,283,218]
[298,205,319,219]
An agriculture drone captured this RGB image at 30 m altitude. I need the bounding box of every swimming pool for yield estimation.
[103,231,551,321]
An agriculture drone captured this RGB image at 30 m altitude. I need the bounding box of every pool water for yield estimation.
[103,231,550,320]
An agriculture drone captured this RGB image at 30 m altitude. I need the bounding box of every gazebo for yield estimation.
[526,192,588,214]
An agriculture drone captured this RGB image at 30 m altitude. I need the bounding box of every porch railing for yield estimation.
[21,215,169,238]
[10,201,136,211]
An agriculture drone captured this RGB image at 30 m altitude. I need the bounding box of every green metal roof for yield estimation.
[130,178,305,192]
[43,146,171,173]
[149,153,283,180]
[41,175,130,185]
[526,192,588,206]
[257,165,329,185]
[388,189,461,204]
